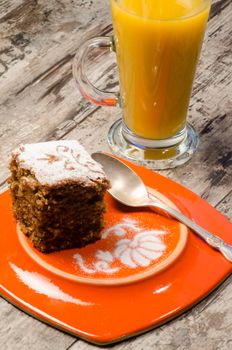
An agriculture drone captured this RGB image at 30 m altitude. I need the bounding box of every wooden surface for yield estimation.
[0,0,231,348]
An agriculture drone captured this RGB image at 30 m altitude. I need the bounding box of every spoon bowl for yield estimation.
[92,152,150,207]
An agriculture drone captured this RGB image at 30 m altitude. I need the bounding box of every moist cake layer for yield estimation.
[9,140,110,253]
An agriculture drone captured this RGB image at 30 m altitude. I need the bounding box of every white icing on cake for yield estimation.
[13,140,107,186]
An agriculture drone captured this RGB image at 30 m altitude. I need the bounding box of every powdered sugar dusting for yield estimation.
[73,218,167,274]
[13,140,106,186]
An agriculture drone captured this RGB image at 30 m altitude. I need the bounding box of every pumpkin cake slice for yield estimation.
[8,140,110,253]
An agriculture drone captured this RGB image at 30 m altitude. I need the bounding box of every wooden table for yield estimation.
[0,0,231,349]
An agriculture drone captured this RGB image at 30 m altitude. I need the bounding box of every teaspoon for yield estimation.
[92,152,232,263]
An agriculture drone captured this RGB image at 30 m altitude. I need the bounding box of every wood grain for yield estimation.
[0,0,231,349]
[0,298,74,350]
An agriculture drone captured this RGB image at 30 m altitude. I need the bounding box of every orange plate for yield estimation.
[0,157,231,345]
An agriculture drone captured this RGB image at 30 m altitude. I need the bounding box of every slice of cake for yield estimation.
[8,140,110,253]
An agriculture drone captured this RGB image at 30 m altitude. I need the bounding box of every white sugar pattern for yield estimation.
[13,140,106,185]
[73,218,167,274]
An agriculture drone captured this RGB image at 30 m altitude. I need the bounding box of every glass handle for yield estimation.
[72,36,118,107]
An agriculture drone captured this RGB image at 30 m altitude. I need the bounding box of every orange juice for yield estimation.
[110,0,210,140]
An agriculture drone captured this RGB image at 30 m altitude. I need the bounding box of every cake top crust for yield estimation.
[12,140,107,186]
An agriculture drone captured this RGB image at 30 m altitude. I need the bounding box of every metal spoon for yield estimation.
[92,152,232,263]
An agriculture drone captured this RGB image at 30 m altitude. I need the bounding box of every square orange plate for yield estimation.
[0,156,231,345]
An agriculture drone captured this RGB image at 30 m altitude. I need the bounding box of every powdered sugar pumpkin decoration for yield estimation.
[114,230,166,268]
[18,188,188,285]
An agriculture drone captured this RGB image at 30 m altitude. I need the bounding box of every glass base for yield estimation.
[107,119,199,170]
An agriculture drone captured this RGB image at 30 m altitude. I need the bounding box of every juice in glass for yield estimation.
[110,0,210,140]
[73,0,211,168]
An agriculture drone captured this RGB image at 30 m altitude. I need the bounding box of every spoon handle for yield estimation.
[149,200,232,262]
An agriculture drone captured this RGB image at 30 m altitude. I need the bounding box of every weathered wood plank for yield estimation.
[1,1,231,206]
[0,48,117,186]
[209,0,231,19]
[0,0,231,349]
[0,299,75,350]
[216,190,232,221]
[0,0,111,96]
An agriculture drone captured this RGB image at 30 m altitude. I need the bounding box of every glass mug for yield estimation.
[73,0,211,169]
